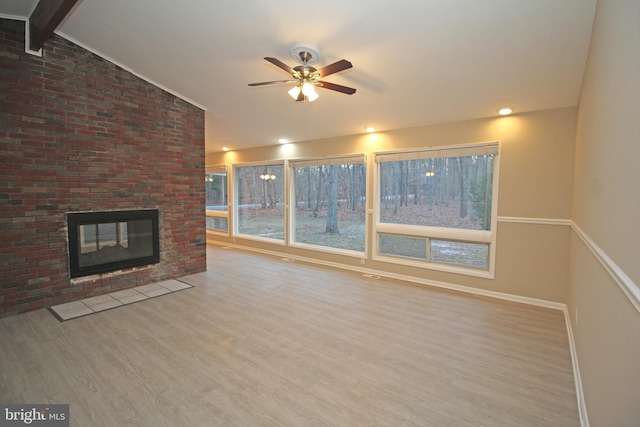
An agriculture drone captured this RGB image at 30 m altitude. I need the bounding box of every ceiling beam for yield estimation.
[29,0,80,51]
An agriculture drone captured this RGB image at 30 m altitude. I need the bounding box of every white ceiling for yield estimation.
[1,0,596,153]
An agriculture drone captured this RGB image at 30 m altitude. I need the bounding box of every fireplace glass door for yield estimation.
[68,210,159,278]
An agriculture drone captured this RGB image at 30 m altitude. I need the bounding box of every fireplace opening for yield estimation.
[67,209,160,278]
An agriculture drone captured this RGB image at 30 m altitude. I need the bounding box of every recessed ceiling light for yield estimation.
[365,127,376,133]
[498,108,513,116]
[278,138,288,144]
[222,147,229,151]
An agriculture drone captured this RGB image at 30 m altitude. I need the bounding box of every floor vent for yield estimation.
[363,274,381,279]
[280,257,296,262]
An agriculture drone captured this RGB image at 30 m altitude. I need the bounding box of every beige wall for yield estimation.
[207,107,576,303]
[569,0,640,425]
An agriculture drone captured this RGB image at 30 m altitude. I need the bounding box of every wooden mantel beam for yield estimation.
[29,0,80,51]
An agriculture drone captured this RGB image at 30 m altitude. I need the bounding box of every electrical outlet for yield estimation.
[360,258,365,265]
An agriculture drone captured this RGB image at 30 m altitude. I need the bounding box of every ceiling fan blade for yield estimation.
[248,80,296,87]
[316,59,352,77]
[316,81,357,95]
[264,57,295,75]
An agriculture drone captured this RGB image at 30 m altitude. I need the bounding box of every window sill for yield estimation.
[289,241,365,259]
[372,253,495,280]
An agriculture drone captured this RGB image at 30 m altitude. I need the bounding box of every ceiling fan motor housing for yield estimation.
[290,43,321,65]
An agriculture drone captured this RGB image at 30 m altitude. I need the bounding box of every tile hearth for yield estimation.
[49,279,193,321]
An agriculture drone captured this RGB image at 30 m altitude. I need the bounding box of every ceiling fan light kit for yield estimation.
[288,86,301,100]
[248,43,356,102]
[304,88,319,102]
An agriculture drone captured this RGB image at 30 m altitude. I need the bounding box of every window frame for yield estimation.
[232,160,287,244]
[205,165,230,235]
[372,142,500,278]
[287,154,368,258]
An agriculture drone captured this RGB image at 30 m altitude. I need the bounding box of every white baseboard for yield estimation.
[563,306,590,427]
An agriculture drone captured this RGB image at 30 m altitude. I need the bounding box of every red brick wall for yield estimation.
[0,19,206,318]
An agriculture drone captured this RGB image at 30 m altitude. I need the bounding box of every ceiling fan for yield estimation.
[248,44,356,102]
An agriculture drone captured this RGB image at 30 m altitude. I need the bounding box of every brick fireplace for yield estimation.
[0,19,206,318]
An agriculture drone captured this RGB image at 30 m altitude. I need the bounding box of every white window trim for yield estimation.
[373,252,495,279]
[374,142,499,162]
[289,241,367,259]
[289,153,366,167]
[206,210,228,219]
[206,164,228,173]
[375,223,492,243]
[372,142,500,279]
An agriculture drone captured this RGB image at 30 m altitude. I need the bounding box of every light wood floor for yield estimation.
[0,245,579,426]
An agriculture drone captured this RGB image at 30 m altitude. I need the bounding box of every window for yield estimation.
[234,163,285,241]
[207,216,228,233]
[375,143,499,276]
[206,166,229,233]
[290,155,366,253]
[379,234,426,260]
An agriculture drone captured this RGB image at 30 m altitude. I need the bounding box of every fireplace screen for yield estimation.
[68,210,160,278]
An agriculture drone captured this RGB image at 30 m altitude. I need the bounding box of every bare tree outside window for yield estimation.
[293,161,366,252]
[379,155,494,231]
[325,165,340,234]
